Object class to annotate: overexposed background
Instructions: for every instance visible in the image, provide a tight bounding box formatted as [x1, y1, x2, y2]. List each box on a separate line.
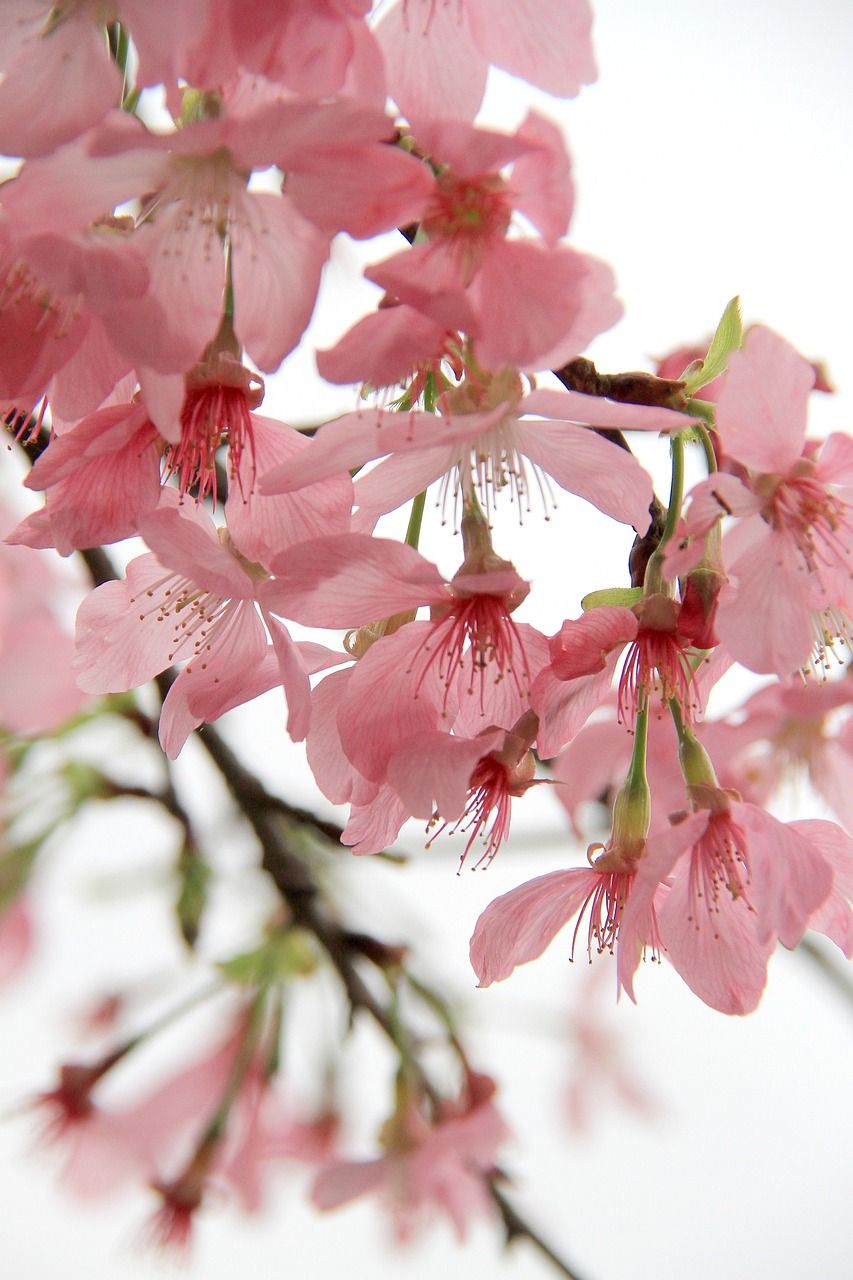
[1, 2, 852, 1278]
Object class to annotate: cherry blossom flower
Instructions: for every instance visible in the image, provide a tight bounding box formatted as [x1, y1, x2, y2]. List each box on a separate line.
[666, 326, 853, 677]
[262, 375, 693, 533]
[470, 816, 707, 994]
[312, 1072, 508, 1242]
[620, 788, 839, 1014]
[73, 491, 339, 754]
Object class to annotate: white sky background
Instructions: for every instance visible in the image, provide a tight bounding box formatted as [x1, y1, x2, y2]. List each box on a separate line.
[2, 2, 853, 1278]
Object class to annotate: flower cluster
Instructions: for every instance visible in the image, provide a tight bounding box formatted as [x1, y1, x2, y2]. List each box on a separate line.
[1, 0, 851, 1261]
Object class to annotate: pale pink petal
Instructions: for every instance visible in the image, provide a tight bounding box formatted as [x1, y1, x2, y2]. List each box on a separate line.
[531, 254, 622, 371]
[375, 0, 487, 121]
[472, 242, 591, 371]
[660, 872, 771, 1015]
[260, 402, 507, 494]
[316, 305, 447, 388]
[615, 812, 712, 1002]
[452, 622, 550, 738]
[531, 659, 620, 760]
[342, 783, 411, 854]
[815, 431, 853, 488]
[514, 417, 653, 532]
[159, 622, 278, 758]
[521, 387, 698, 434]
[466, 0, 596, 98]
[551, 720, 632, 836]
[231, 191, 329, 372]
[20, 404, 160, 555]
[263, 533, 446, 626]
[351, 444, 465, 522]
[789, 819, 853, 957]
[0, 607, 86, 730]
[737, 802, 833, 948]
[136, 367, 185, 443]
[547, 609, 637, 681]
[717, 530, 817, 676]
[139, 497, 255, 601]
[226, 415, 353, 570]
[715, 326, 814, 474]
[0, 13, 120, 158]
[74, 558, 178, 694]
[263, 612, 312, 743]
[508, 111, 574, 246]
[286, 144, 434, 239]
[470, 868, 599, 986]
[306, 667, 361, 804]
[386, 728, 503, 822]
[336, 622, 447, 783]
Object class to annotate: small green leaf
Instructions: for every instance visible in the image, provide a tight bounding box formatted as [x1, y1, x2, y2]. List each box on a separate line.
[218, 930, 318, 987]
[683, 297, 743, 396]
[581, 586, 643, 611]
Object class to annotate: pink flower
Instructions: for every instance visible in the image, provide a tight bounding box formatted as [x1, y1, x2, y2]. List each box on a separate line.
[621, 790, 838, 1014]
[470, 816, 706, 994]
[312, 1073, 508, 1242]
[263, 376, 692, 534]
[73, 491, 332, 755]
[667, 326, 853, 676]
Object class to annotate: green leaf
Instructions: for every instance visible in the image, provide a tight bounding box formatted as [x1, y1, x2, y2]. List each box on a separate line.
[581, 586, 643, 611]
[218, 930, 318, 987]
[683, 297, 743, 396]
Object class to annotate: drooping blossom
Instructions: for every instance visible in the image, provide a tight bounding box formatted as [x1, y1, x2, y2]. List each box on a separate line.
[312, 1072, 508, 1242]
[620, 785, 839, 1014]
[470, 815, 707, 995]
[262, 373, 694, 534]
[72, 490, 341, 755]
[262, 503, 533, 711]
[665, 326, 853, 677]
[530, 593, 713, 760]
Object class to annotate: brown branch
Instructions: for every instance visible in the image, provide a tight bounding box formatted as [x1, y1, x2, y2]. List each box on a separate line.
[73, 451, 595, 1280]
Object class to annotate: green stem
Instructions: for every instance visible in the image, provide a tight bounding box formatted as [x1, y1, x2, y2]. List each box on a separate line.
[694, 419, 718, 474]
[644, 431, 685, 594]
[404, 491, 426, 549]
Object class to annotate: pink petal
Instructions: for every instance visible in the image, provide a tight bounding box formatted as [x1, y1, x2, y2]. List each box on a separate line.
[260, 402, 507, 494]
[660, 871, 771, 1015]
[263, 612, 312, 743]
[336, 622, 447, 783]
[231, 191, 329, 371]
[717, 530, 817, 676]
[547, 608, 637, 681]
[788, 819, 853, 957]
[375, 0, 487, 121]
[159, 609, 273, 758]
[316, 305, 447, 388]
[263, 533, 446, 626]
[508, 111, 574, 246]
[0, 14, 120, 158]
[715, 326, 814, 474]
[466, 0, 596, 98]
[386, 728, 503, 822]
[226, 415, 353, 570]
[737, 802, 833, 948]
[139, 496, 255, 601]
[341, 783, 411, 855]
[470, 867, 600, 986]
